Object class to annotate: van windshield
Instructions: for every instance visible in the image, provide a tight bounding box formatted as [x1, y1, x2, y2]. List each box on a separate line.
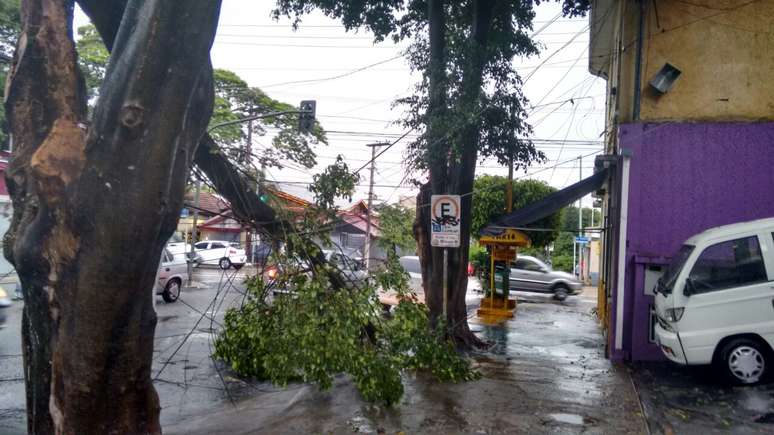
[658, 244, 694, 294]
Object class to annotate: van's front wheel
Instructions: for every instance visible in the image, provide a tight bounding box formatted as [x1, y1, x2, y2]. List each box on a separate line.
[717, 338, 768, 385]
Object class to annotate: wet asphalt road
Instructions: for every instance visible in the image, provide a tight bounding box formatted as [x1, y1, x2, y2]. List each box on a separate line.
[11, 273, 770, 433]
[0, 266, 251, 435]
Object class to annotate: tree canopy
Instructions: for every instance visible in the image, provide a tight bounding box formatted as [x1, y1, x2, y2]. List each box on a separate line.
[471, 175, 561, 247]
[375, 203, 417, 254]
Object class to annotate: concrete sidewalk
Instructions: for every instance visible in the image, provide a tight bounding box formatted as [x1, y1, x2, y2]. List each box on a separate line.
[162, 291, 646, 434]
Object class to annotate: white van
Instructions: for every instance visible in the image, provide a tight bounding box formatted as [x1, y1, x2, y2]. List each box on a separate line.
[654, 217, 774, 385]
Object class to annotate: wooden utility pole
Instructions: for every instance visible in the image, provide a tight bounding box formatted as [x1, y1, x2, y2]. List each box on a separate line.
[365, 142, 386, 270]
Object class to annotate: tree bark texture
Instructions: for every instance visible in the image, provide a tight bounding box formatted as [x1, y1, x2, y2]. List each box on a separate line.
[3, 1, 221, 433]
[417, 0, 496, 348]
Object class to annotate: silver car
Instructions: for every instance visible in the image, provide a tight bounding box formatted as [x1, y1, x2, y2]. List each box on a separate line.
[324, 250, 368, 288]
[508, 255, 583, 301]
[155, 248, 189, 303]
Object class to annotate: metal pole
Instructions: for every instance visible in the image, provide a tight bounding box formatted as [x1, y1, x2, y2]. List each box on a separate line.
[187, 178, 201, 285]
[490, 253, 495, 309]
[443, 248, 448, 319]
[364, 142, 386, 270]
[245, 119, 253, 263]
[506, 153, 513, 213]
[578, 155, 582, 277]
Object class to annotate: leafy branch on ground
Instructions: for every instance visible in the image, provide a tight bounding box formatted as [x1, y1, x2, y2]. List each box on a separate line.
[214, 251, 478, 405]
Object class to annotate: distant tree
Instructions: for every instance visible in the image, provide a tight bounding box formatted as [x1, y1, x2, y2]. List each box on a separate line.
[72, 24, 325, 173]
[470, 175, 561, 247]
[550, 206, 601, 271]
[75, 24, 109, 100]
[0, 0, 20, 149]
[376, 203, 417, 254]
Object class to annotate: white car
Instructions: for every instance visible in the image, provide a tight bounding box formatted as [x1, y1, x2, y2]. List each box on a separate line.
[166, 235, 191, 257]
[654, 217, 774, 385]
[192, 240, 246, 270]
[155, 248, 189, 303]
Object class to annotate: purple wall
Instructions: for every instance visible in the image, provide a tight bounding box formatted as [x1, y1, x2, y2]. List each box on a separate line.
[612, 122, 774, 361]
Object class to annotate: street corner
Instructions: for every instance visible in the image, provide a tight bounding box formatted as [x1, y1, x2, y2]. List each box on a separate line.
[629, 361, 774, 434]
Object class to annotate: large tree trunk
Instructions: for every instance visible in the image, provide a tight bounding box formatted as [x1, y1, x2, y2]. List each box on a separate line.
[417, 0, 448, 332]
[4, 1, 221, 432]
[417, 0, 496, 348]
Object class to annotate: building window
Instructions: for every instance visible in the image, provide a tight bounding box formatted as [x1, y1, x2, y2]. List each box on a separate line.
[688, 236, 767, 293]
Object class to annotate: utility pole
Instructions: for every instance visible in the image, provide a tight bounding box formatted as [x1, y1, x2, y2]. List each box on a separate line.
[187, 178, 201, 285]
[364, 142, 387, 270]
[244, 119, 253, 263]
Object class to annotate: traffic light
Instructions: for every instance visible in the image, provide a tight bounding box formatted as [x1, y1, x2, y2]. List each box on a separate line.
[298, 100, 316, 134]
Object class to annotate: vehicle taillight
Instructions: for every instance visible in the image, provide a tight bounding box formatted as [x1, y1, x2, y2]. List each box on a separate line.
[228, 249, 236, 255]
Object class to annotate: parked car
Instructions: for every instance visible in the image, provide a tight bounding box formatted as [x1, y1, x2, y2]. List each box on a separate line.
[0, 285, 11, 329]
[507, 255, 583, 301]
[192, 240, 246, 269]
[380, 255, 425, 306]
[399, 255, 424, 293]
[155, 248, 189, 303]
[654, 217, 774, 385]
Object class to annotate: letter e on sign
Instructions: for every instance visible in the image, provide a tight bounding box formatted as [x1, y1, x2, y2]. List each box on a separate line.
[430, 195, 461, 247]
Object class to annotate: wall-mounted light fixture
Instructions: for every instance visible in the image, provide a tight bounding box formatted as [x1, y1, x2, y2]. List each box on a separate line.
[648, 63, 681, 94]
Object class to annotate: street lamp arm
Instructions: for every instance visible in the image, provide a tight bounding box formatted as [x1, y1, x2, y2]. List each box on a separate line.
[207, 110, 308, 133]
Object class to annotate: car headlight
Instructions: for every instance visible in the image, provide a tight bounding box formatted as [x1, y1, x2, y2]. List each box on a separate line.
[0, 287, 7, 299]
[665, 307, 685, 323]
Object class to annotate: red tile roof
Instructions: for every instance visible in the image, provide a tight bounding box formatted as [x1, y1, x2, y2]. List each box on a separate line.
[184, 191, 230, 216]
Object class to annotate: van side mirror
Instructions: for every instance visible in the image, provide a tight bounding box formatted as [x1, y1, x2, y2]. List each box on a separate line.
[684, 278, 696, 296]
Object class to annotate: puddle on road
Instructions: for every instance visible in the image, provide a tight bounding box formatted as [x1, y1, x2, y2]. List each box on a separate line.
[548, 413, 585, 425]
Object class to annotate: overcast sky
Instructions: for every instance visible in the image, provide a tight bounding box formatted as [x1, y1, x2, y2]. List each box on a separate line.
[75, 1, 605, 209]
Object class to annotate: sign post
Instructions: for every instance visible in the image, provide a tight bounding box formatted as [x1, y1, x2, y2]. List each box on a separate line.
[431, 195, 462, 319]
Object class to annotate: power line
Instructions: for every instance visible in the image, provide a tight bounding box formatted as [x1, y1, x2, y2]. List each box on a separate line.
[213, 39, 587, 49]
[257, 55, 403, 89]
[216, 19, 585, 29]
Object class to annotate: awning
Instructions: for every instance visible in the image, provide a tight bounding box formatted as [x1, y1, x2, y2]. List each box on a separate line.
[480, 167, 611, 236]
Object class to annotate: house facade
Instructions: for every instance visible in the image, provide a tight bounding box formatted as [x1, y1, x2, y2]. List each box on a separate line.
[262, 184, 385, 265]
[589, 0, 774, 361]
